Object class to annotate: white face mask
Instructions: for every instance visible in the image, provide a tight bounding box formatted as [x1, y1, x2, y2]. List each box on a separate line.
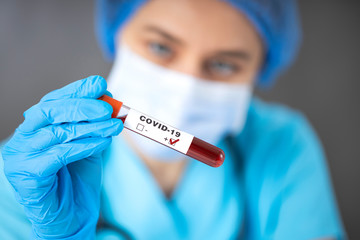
[107, 45, 252, 161]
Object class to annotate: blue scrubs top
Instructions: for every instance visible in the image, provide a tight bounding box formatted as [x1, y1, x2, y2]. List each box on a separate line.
[0, 98, 345, 239]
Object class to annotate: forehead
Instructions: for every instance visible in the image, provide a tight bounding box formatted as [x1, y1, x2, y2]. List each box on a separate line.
[125, 0, 262, 52]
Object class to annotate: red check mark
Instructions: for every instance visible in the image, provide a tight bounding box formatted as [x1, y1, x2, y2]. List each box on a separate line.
[169, 139, 179, 145]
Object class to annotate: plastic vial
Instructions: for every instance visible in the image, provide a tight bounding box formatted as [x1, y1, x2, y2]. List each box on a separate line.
[99, 95, 225, 167]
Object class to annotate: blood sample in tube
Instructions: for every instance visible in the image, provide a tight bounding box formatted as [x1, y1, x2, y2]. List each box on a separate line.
[99, 95, 225, 167]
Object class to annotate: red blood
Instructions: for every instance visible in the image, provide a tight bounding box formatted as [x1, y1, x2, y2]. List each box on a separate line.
[186, 137, 225, 168]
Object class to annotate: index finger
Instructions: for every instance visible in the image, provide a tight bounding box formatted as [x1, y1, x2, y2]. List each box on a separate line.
[40, 75, 107, 102]
[18, 98, 113, 132]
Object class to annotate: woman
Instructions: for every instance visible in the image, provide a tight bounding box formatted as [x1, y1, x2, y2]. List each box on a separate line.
[0, 0, 345, 239]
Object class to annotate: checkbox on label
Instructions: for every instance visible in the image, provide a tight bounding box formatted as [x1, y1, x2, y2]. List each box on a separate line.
[136, 123, 144, 131]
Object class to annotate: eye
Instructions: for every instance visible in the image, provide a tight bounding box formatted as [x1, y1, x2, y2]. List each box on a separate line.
[205, 59, 239, 77]
[148, 42, 173, 59]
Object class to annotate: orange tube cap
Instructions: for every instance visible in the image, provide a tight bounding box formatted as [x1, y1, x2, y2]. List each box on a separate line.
[98, 95, 123, 118]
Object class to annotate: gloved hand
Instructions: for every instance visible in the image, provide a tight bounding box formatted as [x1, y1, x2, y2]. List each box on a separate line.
[1, 76, 123, 239]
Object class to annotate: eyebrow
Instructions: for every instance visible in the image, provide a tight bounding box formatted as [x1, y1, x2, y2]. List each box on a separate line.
[143, 25, 183, 45]
[216, 50, 251, 61]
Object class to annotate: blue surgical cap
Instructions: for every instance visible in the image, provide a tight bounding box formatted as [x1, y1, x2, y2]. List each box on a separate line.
[95, 0, 302, 86]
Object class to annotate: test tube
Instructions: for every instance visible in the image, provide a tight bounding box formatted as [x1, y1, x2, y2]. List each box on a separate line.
[99, 95, 225, 167]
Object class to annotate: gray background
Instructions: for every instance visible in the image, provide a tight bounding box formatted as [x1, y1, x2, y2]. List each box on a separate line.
[0, 0, 359, 238]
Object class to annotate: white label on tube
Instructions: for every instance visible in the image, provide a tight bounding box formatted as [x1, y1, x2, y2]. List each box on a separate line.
[123, 109, 194, 154]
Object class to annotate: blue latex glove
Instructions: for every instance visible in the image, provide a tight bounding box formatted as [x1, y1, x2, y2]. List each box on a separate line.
[2, 76, 123, 239]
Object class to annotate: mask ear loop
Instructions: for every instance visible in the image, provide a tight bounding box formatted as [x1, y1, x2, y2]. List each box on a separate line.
[224, 134, 247, 239]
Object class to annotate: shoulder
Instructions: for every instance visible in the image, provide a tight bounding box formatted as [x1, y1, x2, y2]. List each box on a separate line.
[236, 99, 345, 239]
[240, 97, 323, 164]
[245, 97, 315, 143]
[236, 97, 329, 197]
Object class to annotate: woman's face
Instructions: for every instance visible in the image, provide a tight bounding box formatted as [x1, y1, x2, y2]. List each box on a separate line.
[120, 0, 263, 84]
